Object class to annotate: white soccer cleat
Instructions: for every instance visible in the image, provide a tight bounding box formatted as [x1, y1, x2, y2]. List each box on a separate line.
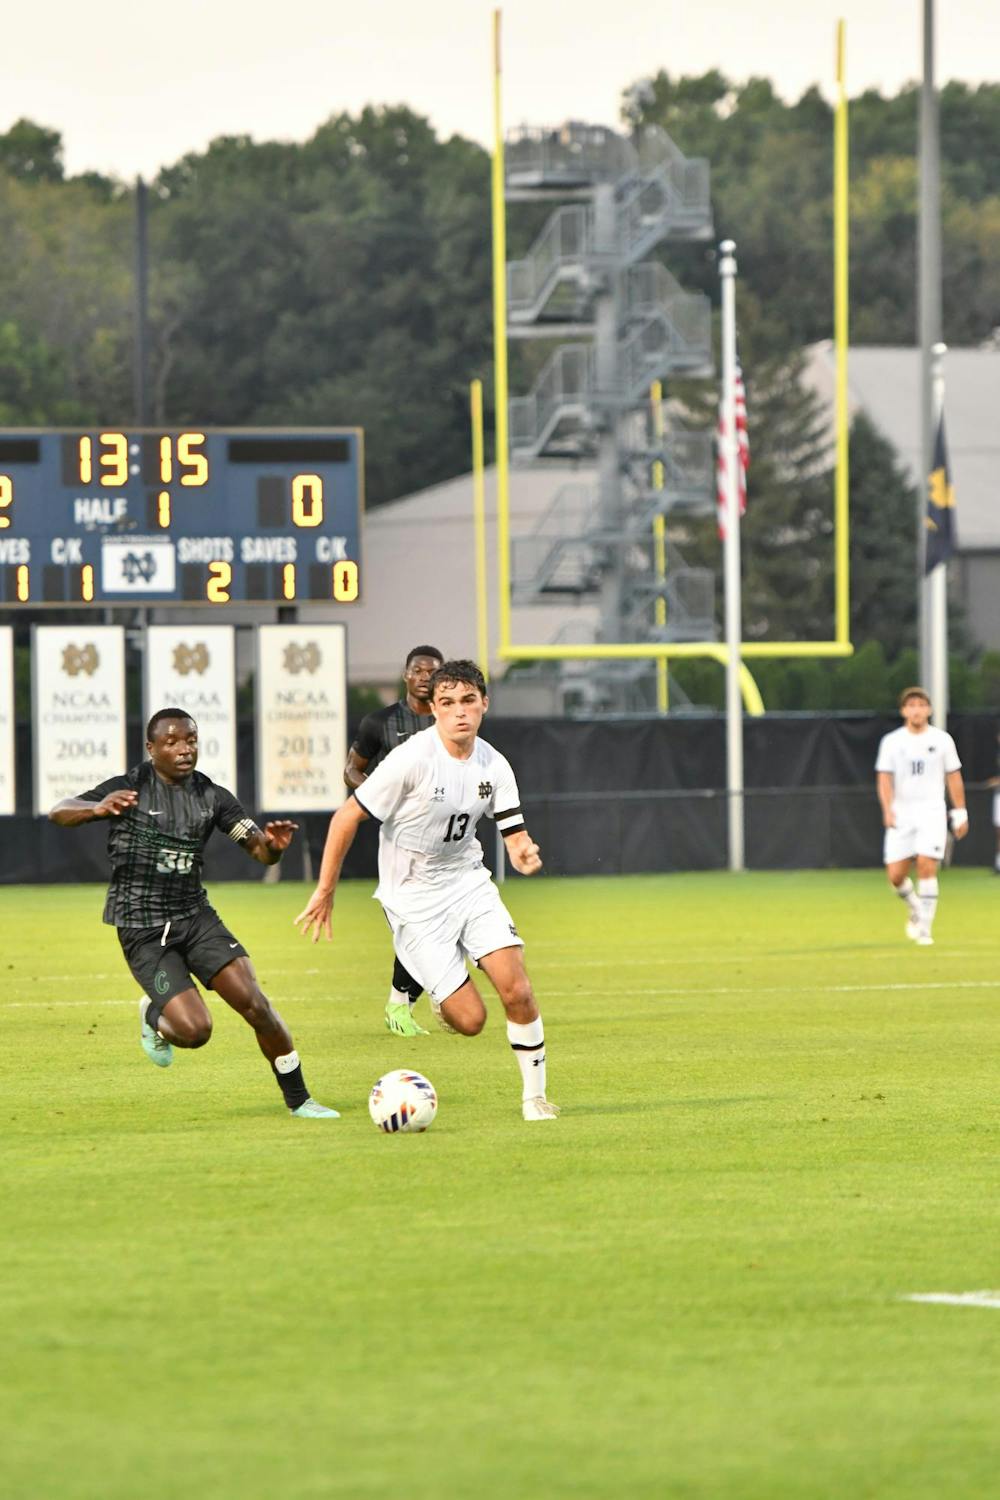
[916, 933, 934, 947]
[522, 1096, 560, 1121]
[905, 917, 921, 941]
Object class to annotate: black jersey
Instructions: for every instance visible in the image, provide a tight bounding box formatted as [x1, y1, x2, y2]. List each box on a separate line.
[79, 761, 257, 928]
[352, 700, 436, 776]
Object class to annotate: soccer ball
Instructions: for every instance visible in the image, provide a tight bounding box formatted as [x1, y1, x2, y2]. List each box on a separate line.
[368, 1069, 438, 1133]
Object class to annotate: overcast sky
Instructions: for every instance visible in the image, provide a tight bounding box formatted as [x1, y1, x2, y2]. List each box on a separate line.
[3, 0, 996, 180]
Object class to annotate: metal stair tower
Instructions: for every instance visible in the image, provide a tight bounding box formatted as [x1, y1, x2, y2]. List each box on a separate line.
[505, 121, 717, 713]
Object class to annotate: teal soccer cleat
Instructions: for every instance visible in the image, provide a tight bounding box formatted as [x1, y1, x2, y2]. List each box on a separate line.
[291, 1098, 341, 1119]
[139, 998, 173, 1068]
[384, 1001, 429, 1036]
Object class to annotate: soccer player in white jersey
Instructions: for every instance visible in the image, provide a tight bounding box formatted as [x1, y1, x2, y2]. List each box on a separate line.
[294, 660, 559, 1120]
[875, 686, 968, 945]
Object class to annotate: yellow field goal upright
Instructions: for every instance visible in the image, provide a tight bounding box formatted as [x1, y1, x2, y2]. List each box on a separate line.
[488, 10, 853, 706]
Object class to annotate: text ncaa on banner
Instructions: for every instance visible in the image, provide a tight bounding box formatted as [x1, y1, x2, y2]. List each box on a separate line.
[144, 626, 237, 792]
[33, 626, 126, 815]
[0, 627, 14, 815]
[256, 625, 347, 812]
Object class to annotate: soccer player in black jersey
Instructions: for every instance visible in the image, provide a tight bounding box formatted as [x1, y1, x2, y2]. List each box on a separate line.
[344, 644, 443, 1037]
[49, 708, 337, 1119]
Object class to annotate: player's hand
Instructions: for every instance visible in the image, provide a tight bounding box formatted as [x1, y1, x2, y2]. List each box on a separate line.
[95, 789, 138, 818]
[293, 888, 333, 943]
[949, 808, 969, 840]
[509, 839, 543, 876]
[883, 810, 896, 828]
[263, 819, 298, 852]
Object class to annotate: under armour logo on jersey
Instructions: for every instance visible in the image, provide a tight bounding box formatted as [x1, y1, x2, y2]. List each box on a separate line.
[509, 923, 518, 937]
[928, 746, 937, 753]
[478, 781, 493, 798]
[431, 786, 446, 802]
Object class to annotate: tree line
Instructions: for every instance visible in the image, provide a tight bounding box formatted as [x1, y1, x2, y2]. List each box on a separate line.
[3, 76, 1000, 674]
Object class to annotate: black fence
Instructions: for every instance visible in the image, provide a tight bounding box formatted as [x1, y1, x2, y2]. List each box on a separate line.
[3, 712, 998, 884]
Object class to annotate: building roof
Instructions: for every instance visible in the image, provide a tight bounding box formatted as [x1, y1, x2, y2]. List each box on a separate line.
[803, 342, 1000, 552]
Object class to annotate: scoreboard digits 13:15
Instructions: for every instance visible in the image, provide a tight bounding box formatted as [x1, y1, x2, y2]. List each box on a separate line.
[0, 427, 363, 606]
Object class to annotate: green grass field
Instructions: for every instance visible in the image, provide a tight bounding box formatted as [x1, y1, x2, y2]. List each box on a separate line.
[2, 870, 999, 1499]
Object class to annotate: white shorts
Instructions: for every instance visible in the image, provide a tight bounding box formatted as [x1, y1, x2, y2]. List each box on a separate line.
[993, 790, 1000, 827]
[883, 807, 947, 864]
[386, 881, 524, 1005]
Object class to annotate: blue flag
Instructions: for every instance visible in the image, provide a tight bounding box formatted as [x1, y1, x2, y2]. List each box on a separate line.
[924, 413, 956, 575]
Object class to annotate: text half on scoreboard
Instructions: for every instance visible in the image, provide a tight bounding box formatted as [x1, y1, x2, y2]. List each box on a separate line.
[0, 428, 363, 606]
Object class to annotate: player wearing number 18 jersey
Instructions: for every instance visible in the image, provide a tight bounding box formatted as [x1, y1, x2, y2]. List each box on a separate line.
[875, 686, 968, 945]
[296, 660, 559, 1120]
[49, 709, 337, 1118]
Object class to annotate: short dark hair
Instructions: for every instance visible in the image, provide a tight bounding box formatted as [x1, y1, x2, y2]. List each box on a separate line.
[898, 686, 931, 709]
[429, 659, 487, 700]
[405, 644, 444, 668]
[146, 707, 196, 741]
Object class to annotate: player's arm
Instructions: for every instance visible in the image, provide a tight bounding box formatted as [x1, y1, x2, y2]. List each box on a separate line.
[294, 797, 370, 942]
[343, 746, 371, 790]
[946, 769, 969, 839]
[876, 771, 896, 828]
[49, 783, 136, 825]
[503, 828, 543, 876]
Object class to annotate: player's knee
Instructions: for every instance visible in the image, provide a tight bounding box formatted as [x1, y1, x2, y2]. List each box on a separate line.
[176, 1012, 213, 1047]
[458, 1010, 486, 1036]
[502, 976, 535, 1014]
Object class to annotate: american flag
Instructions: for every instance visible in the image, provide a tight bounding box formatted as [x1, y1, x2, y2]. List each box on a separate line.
[716, 362, 749, 539]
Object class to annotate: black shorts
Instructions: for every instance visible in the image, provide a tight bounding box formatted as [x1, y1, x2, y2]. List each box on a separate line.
[118, 907, 248, 1006]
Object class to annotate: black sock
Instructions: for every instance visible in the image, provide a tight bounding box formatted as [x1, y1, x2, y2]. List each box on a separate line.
[392, 956, 424, 1003]
[272, 1051, 310, 1111]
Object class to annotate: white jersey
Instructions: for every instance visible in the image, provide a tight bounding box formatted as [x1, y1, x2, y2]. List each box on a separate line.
[355, 726, 525, 921]
[875, 725, 961, 811]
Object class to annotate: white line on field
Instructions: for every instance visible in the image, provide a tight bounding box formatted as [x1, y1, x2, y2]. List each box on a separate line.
[904, 1292, 1000, 1309]
[3, 978, 999, 1010]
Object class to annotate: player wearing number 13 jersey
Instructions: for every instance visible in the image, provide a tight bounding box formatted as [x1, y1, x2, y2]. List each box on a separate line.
[875, 686, 968, 946]
[296, 660, 559, 1121]
[49, 708, 337, 1119]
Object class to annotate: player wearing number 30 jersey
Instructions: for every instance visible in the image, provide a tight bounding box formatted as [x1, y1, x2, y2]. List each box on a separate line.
[49, 708, 338, 1119]
[874, 686, 967, 946]
[296, 659, 559, 1121]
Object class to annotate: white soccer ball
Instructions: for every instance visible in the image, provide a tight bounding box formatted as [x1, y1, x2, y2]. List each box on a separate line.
[368, 1069, 438, 1133]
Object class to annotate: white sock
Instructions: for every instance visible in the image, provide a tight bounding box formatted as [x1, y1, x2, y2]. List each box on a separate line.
[995, 851, 1000, 872]
[388, 986, 415, 1009]
[917, 877, 939, 935]
[895, 877, 921, 919]
[507, 1017, 546, 1101]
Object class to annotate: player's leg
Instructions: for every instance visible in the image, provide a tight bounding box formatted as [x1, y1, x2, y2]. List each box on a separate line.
[477, 945, 558, 1120]
[385, 953, 429, 1037]
[186, 909, 337, 1117]
[885, 856, 921, 938]
[118, 927, 209, 1067]
[208, 956, 337, 1118]
[913, 854, 940, 944]
[993, 792, 1000, 873]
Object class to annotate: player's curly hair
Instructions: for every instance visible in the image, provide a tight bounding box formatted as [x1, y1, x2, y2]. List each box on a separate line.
[429, 659, 487, 699]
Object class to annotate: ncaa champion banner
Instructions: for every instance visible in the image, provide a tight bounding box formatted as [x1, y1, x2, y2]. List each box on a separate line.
[256, 624, 347, 812]
[144, 626, 236, 791]
[0, 626, 14, 815]
[32, 626, 126, 815]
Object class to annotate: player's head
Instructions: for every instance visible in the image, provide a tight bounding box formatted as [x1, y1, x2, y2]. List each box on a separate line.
[898, 686, 931, 727]
[146, 708, 199, 781]
[429, 659, 488, 738]
[403, 644, 444, 702]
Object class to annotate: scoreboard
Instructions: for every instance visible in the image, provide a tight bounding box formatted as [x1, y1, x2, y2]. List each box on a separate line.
[0, 428, 363, 606]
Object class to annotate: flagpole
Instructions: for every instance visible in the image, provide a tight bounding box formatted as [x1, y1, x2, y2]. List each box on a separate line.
[720, 239, 745, 873]
[928, 340, 948, 726]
